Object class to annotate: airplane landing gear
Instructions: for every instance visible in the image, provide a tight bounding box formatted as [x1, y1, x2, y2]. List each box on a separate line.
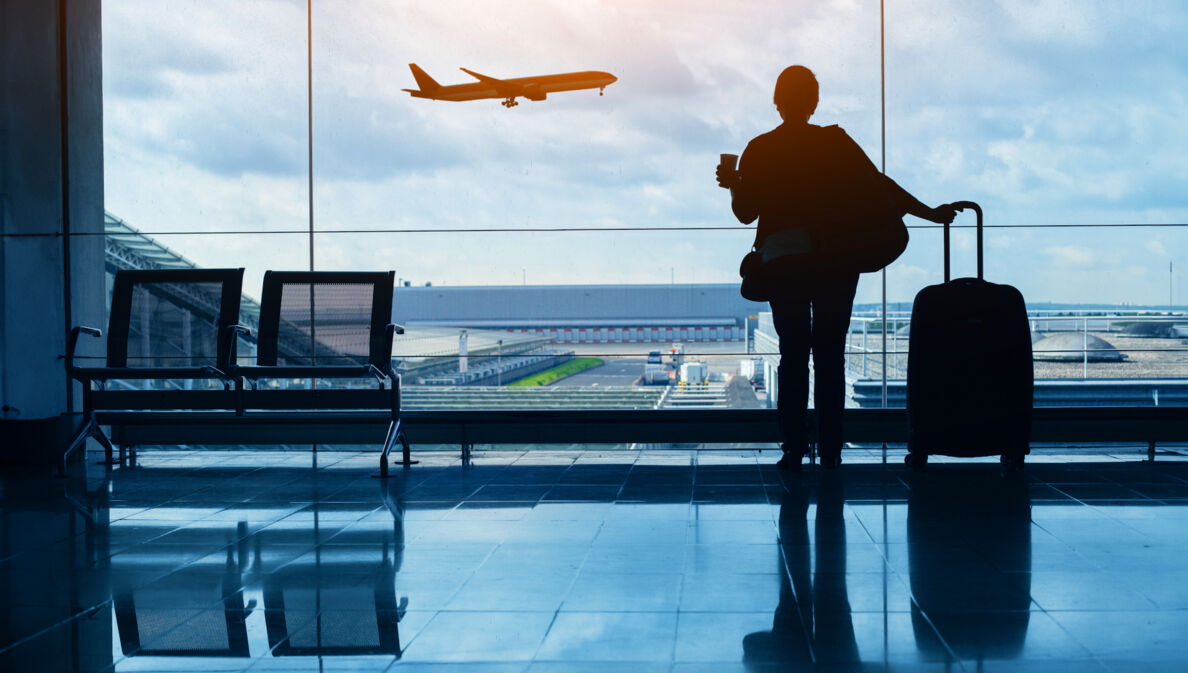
[599, 87, 605, 96]
[501, 97, 519, 108]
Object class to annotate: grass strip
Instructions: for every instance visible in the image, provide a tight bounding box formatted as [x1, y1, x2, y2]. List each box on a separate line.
[507, 357, 605, 387]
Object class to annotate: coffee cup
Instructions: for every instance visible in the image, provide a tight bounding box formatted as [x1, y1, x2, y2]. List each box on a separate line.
[719, 153, 738, 171]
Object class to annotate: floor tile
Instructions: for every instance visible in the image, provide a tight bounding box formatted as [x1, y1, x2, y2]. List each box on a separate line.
[561, 572, 682, 612]
[5, 449, 1188, 673]
[535, 612, 678, 662]
[400, 611, 554, 662]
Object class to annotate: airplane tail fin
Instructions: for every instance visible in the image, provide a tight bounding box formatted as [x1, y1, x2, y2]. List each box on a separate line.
[408, 63, 440, 91]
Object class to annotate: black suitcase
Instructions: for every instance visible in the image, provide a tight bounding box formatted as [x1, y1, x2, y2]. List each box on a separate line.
[905, 201, 1033, 470]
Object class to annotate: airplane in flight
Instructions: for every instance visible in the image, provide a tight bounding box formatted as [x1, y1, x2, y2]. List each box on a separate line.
[403, 64, 617, 108]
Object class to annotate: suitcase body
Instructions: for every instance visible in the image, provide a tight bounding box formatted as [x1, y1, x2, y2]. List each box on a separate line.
[905, 202, 1033, 468]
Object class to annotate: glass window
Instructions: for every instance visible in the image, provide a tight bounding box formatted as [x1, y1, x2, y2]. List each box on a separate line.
[100, 1, 1186, 411]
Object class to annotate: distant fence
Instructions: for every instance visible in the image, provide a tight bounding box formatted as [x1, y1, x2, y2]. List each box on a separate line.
[851, 379, 1188, 409]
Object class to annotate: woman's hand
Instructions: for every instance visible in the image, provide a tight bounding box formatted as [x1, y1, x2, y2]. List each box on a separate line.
[928, 203, 958, 224]
[716, 165, 740, 189]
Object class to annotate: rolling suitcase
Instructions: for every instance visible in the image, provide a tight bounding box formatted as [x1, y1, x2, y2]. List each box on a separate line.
[905, 201, 1033, 470]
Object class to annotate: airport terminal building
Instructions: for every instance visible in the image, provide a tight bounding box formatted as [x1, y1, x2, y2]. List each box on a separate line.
[393, 283, 767, 343]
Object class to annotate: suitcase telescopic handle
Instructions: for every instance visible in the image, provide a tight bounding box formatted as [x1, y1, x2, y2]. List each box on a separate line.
[944, 201, 983, 282]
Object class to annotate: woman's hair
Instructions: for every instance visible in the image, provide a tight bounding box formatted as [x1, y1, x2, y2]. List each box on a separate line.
[773, 65, 819, 119]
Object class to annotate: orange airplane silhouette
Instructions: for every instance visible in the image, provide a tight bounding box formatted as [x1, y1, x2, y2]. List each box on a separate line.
[403, 64, 617, 108]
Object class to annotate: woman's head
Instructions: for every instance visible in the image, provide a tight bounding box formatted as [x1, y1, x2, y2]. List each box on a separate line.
[773, 65, 818, 122]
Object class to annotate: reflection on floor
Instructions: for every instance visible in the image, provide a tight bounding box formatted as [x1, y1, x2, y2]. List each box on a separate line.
[3, 448, 1188, 672]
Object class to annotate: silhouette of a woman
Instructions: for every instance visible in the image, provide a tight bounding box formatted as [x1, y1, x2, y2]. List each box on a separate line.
[718, 65, 955, 470]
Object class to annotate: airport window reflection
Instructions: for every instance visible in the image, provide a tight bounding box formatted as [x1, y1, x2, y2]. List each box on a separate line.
[100, 0, 1186, 420]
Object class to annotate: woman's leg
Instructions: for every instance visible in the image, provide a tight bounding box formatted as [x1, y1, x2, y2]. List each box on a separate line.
[810, 273, 860, 464]
[769, 290, 812, 459]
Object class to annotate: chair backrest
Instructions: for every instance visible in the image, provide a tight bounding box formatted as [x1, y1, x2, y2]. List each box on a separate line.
[256, 271, 395, 369]
[106, 269, 244, 369]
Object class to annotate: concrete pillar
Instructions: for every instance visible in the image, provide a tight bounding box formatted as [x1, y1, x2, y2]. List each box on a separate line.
[0, 0, 105, 459]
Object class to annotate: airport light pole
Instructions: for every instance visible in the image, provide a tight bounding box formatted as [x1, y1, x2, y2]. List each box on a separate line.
[497, 339, 503, 386]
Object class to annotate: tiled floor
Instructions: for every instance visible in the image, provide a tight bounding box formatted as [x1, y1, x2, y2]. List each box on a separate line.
[4, 448, 1188, 672]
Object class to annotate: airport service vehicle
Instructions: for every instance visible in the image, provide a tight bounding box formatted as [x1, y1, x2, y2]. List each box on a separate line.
[404, 64, 617, 108]
[647, 351, 663, 365]
[679, 362, 709, 386]
[669, 344, 685, 370]
[739, 358, 764, 382]
[642, 364, 670, 385]
[905, 202, 1033, 471]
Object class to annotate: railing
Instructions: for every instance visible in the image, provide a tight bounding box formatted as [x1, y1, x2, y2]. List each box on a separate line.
[844, 317, 908, 380]
[842, 309, 1188, 384]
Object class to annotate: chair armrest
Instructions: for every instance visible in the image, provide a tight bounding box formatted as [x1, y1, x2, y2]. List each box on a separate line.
[366, 364, 391, 383]
[201, 365, 234, 384]
[67, 326, 103, 374]
[222, 324, 253, 368]
[379, 325, 404, 382]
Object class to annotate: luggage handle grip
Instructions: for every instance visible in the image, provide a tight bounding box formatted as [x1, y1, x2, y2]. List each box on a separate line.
[944, 201, 982, 282]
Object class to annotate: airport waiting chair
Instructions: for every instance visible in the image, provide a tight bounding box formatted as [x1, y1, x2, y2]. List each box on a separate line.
[232, 270, 414, 473]
[65, 268, 245, 470]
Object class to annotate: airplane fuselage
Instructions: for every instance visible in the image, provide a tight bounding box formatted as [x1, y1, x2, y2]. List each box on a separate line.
[405, 68, 617, 106]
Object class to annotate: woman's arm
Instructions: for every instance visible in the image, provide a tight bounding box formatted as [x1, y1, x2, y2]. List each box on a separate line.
[892, 179, 957, 224]
[730, 182, 759, 225]
[834, 128, 957, 225]
[717, 144, 759, 224]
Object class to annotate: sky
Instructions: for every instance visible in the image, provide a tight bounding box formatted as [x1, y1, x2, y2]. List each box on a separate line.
[101, 0, 1188, 306]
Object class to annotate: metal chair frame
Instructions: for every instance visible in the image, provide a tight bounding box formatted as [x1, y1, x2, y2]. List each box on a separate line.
[229, 271, 414, 475]
[64, 268, 245, 472]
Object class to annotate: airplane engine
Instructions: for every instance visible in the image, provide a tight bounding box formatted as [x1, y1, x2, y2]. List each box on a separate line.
[523, 86, 547, 102]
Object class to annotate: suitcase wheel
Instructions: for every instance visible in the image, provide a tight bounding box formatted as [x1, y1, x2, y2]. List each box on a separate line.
[1000, 454, 1025, 473]
[905, 453, 927, 471]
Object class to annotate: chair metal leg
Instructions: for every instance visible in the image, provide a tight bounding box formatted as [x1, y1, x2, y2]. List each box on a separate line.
[61, 416, 118, 476]
[397, 423, 417, 466]
[374, 421, 398, 479]
[61, 418, 93, 477]
[375, 419, 416, 478]
[94, 426, 118, 466]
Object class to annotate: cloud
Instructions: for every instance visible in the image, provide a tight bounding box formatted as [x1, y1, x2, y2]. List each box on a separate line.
[1045, 245, 1095, 266]
[102, 3, 236, 99]
[1145, 240, 1168, 256]
[987, 234, 1016, 250]
[100, 1, 1188, 306]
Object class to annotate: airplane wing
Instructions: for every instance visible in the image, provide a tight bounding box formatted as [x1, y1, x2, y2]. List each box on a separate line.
[459, 68, 505, 84]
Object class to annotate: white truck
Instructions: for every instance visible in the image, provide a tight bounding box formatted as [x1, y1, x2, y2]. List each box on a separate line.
[679, 362, 708, 386]
[739, 358, 764, 383]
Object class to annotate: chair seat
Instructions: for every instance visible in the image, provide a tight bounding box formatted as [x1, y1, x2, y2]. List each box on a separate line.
[91, 388, 238, 411]
[238, 387, 395, 413]
[73, 366, 228, 381]
[235, 365, 380, 380]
